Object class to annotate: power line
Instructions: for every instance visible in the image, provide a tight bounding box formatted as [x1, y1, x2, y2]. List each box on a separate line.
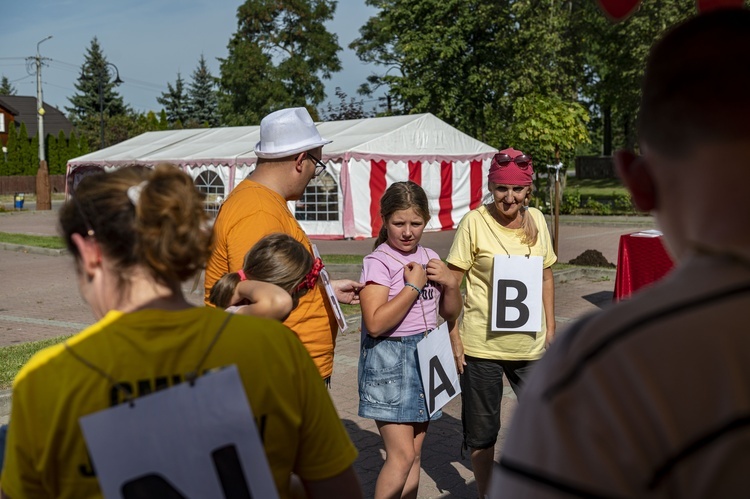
[8, 74, 34, 84]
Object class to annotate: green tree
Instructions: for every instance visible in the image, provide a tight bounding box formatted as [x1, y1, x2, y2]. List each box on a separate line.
[65, 130, 78, 166]
[71, 134, 91, 159]
[321, 87, 371, 121]
[0, 76, 16, 95]
[66, 37, 128, 148]
[158, 72, 190, 125]
[27, 135, 39, 175]
[187, 55, 219, 127]
[218, 0, 342, 125]
[502, 94, 590, 169]
[580, 1, 693, 153]
[145, 110, 160, 131]
[351, 0, 590, 159]
[351, 0, 509, 142]
[47, 133, 59, 175]
[16, 123, 33, 175]
[50, 130, 69, 175]
[5, 122, 21, 175]
[158, 110, 170, 130]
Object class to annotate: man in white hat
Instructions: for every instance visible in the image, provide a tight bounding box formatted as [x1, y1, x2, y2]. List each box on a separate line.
[205, 107, 362, 382]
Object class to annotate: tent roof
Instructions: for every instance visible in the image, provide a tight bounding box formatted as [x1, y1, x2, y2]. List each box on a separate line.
[67, 113, 498, 169]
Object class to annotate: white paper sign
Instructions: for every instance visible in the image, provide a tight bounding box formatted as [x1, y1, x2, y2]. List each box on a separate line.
[312, 244, 348, 332]
[491, 255, 543, 332]
[416, 322, 461, 417]
[80, 365, 278, 499]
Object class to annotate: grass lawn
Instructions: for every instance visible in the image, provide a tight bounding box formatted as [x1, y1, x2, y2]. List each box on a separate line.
[0, 232, 65, 249]
[565, 177, 628, 197]
[0, 336, 71, 389]
[320, 254, 363, 264]
[0, 193, 66, 203]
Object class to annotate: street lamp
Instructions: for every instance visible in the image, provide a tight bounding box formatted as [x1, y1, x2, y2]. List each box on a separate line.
[382, 66, 402, 114]
[97, 62, 123, 149]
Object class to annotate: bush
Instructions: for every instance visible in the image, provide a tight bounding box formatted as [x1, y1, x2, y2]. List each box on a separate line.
[582, 197, 612, 215]
[613, 191, 636, 213]
[561, 189, 581, 214]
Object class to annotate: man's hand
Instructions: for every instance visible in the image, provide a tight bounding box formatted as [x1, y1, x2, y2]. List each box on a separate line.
[332, 279, 363, 305]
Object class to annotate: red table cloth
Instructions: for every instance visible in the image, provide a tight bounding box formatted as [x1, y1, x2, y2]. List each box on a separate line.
[613, 232, 675, 301]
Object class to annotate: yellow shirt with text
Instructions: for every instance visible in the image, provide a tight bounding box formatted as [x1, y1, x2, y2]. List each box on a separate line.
[1, 307, 357, 499]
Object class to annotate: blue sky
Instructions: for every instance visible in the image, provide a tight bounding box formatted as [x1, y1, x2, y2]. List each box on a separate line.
[0, 0, 382, 116]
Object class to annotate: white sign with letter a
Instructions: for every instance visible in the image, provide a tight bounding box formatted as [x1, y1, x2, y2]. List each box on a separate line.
[491, 255, 543, 332]
[79, 365, 278, 499]
[416, 322, 461, 417]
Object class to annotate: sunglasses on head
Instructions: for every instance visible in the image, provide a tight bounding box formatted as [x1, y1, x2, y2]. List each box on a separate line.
[493, 153, 532, 169]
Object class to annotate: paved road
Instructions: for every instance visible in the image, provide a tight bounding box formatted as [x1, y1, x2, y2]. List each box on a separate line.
[0, 208, 639, 497]
[0, 208, 655, 264]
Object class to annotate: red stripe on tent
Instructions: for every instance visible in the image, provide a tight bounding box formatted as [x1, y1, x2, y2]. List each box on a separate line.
[470, 159, 483, 209]
[439, 161, 454, 230]
[408, 161, 422, 185]
[370, 160, 388, 238]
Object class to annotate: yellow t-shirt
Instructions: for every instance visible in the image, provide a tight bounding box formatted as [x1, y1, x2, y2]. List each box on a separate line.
[204, 179, 338, 378]
[1, 307, 357, 499]
[446, 206, 557, 360]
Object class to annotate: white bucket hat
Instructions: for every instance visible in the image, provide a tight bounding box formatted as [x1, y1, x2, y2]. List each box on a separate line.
[254, 107, 332, 159]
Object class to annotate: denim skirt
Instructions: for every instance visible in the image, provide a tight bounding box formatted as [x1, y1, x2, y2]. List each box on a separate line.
[358, 332, 442, 423]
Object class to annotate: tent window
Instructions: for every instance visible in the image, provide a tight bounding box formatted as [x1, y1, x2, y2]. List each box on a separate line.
[194, 170, 225, 218]
[295, 170, 339, 222]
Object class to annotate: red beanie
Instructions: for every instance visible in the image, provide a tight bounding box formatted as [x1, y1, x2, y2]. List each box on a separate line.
[488, 148, 534, 186]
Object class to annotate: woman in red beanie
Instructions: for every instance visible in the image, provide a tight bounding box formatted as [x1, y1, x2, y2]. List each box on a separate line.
[445, 148, 557, 498]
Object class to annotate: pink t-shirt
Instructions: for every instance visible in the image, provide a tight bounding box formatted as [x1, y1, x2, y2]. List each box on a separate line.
[360, 243, 442, 338]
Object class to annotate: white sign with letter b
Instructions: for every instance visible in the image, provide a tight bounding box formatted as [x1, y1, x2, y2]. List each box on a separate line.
[491, 255, 543, 332]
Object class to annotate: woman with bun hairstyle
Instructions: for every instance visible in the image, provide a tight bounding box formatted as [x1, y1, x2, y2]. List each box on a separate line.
[0, 164, 361, 499]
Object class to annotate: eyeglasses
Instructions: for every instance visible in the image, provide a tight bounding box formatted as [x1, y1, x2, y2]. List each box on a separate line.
[493, 153, 532, 169]
[307, 153, 327, 177]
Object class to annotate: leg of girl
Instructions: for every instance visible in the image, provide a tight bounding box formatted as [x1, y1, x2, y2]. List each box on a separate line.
[375, 421, 429, 499]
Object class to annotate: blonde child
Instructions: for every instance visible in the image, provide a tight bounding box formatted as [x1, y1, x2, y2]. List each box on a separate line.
[358, 181, 463, 499]
[208, 233, 322, 321]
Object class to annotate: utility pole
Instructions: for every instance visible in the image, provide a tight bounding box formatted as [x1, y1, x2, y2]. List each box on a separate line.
[35, 35, 53, 211]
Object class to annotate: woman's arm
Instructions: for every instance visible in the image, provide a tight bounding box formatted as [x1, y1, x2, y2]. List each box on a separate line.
[231, 280, 294, 321]
[542, 267, 555, 348]
[427, 259, 463, 322]
[447, 264, 467, 374]
[360, 262, 427, 336]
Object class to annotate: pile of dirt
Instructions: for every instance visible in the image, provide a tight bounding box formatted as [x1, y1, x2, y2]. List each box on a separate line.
[568, 249, 615, 268]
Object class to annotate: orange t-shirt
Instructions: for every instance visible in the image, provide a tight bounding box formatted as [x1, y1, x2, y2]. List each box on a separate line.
[205, 179, 337, 378]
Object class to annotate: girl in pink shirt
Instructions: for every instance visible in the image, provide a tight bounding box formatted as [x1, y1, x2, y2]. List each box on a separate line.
[358, 181, 462, 499]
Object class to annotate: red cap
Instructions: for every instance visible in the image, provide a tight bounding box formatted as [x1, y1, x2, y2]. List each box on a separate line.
[488, 148, 534, 186]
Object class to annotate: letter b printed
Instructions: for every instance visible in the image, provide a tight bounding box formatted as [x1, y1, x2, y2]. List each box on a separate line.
[495, 279, 529, 329]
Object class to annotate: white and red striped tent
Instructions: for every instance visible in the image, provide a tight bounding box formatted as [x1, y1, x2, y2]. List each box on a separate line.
[66, 113, 498, 239]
